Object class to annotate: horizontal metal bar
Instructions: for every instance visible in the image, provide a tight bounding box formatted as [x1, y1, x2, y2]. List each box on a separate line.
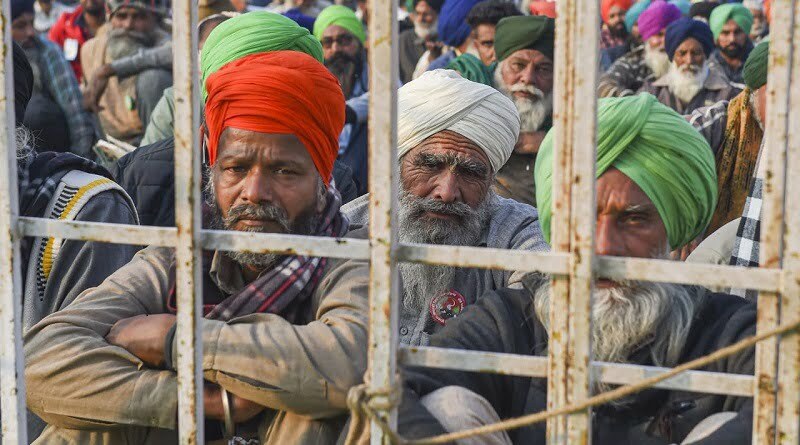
[396, 243, 571, 275]
[18, 217, 177, 246]
[399, 346, 754, 397]
[200, 229, 371, 260]
[596, 256, 782, 293]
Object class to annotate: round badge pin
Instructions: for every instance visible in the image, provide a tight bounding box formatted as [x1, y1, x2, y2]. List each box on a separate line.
[429, 290, 467, 325]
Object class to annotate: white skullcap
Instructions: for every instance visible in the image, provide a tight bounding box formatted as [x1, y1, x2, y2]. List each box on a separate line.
[397, 69, 521, 173]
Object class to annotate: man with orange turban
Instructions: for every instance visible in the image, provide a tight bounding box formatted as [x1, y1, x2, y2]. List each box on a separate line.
[25, 50, 371, 445]
[601, 0, 634, 50]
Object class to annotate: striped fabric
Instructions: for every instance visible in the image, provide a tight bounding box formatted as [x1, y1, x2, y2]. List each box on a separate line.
[598, 45, 655, 97]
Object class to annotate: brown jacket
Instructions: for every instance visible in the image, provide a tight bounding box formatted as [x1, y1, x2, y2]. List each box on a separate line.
[24, 246, 370, 444]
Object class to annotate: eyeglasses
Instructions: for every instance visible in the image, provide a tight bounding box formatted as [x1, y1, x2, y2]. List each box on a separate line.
[321, 34, 355, 49]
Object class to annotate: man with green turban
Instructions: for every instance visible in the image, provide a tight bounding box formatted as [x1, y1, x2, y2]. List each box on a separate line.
[687, 39, 769, 299]
[314, 4, 371, 195]
[391, 92, 756, 445]
[491, 15, 555, 207]
[708, 3, 754, 87]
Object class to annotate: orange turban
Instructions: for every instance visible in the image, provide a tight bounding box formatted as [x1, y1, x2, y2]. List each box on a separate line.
[601, 0, 634, 24]
[204, 51, 345, 184]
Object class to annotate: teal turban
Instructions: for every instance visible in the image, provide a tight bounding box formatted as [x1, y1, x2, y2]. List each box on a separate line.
[624, 0, 650, 32]
[534, 94, 717, 250]
[201, 11, 323, 100]
[709, 3, 754, 40]
[743, 38, 769, 90]
[313, 5, 366, 45]
[446, 53, 495, 86]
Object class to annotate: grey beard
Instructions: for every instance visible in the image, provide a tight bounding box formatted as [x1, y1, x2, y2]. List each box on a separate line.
[494, 62, 553, 132]
[533, 278, 698, 396]
[397, 189, 494, 311]
[106, 28, 156, 60]
[666, 61, 709, 104]
[644, 45, 670, 79]
[15, 126, 34, 167]
[414, 19, 437, 39]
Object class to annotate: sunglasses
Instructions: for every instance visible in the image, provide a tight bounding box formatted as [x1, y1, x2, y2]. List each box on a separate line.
[321, 34, 355, 49]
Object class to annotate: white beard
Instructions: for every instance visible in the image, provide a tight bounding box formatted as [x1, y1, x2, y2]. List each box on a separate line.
[666, 60, 709, 104]
[494, 62, 553, 132]
[644, 44, 670, 79]
[533, 278, 698, 394]
[414, 19, 436, 39]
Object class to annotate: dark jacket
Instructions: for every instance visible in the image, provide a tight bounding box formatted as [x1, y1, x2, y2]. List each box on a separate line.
[114, 138, 360, 227]
[398, 275, 756, 445]
[398, 28, 425, 84]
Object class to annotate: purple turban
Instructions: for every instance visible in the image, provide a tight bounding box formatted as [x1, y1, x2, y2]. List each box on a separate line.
[664, 17, 715, 60]
[638, 0, 682, 41]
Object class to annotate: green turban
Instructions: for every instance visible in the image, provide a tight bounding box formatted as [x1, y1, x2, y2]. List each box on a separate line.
[535, 94, 717, 250]
[743, 38, 770, 90]
[200, 11, 323, 100]
[313, 5, 366, 45]
[709, 3, 753, 40]
[494, 15, 555, 62]
[446, 53, 495, 86]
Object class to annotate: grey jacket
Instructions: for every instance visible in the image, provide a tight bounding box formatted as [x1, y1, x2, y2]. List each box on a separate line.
[25, 246, 370, 444]
[343, 194, 549, 345]
[398, 275, 757, 445]
[640, 68, 738, 115]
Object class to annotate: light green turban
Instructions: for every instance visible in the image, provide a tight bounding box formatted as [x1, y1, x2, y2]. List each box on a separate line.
[313, 5, 366, 45]
[534, 94, 717, 250]
[709, 3, 754, 40]
[200, 11, 323, 100]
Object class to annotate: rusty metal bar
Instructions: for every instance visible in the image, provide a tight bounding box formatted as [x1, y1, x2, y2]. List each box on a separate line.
[398, 347, 754, 397]
[752, 1, 795, 443]
[776, 3, 800, 443]
[366, 0, 399, 441]
[0, 0, 27, 440]
[171, 0, 204, 441]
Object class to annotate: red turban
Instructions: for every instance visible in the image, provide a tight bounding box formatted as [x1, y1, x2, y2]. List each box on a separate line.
[529, 1, 556, 18]
[601, 0, 634, 24]
[204, 51, 345, 184]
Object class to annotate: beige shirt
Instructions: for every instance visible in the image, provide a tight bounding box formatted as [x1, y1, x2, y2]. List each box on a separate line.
[25, 245, 370, 444]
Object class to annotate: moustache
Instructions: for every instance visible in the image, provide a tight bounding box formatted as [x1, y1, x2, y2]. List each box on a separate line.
[510, 83, 546, 100]
[409, 195, 474, 221]
[224, 203, 291, 233]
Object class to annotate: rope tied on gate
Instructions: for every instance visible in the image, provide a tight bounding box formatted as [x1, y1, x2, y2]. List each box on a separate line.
[346, 318, 800, 445]
[345, 374, 405, 444]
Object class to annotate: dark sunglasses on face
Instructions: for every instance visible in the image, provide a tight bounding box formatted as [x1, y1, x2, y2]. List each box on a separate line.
[321, 34, 355, 48]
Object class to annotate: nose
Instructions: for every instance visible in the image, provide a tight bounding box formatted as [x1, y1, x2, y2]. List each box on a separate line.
[518, 62, 535, 85]
[595, 216, 626, 257]
[431, 171, 461, 204]
[239, 171, 273, 206]
[119, 16, 134, 30]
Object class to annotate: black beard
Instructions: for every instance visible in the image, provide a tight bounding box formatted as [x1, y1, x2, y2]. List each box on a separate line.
[608, 22, 628, 39]
[720, 42, 745, 59]
[325, 52, 362, 98]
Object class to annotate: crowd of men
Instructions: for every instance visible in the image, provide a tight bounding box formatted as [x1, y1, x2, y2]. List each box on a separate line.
[4, 0, 776, 443]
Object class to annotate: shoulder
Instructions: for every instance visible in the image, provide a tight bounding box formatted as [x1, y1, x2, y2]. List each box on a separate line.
[688, 99, 729, 131]
[342, 193, 370, 230]
[115, 137, 175, 174]
[692, 291, 756, 345]
[486, 196, 548, 249]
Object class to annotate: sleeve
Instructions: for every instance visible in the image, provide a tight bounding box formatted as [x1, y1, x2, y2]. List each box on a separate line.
[502, 207, 550, 286]
[140, 87, 175, 146]
[345, 91, 369, 124]
[186, 259, 371, 419]
[688, 101, 728, 156]
[397, 290, 528, 438]
[110, 41, 173, 79]
[598, 55, 638, 98]
[24, 246, 178, 431]
[42, 40, 96, 157]
[31, 190, 140, 329]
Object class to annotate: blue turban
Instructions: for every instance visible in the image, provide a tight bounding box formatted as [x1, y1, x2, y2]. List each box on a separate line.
[665, 17, 715, 61]
[625, 0, 650, 32]
[438, 0, 485, 47]
[11, 0, 34, 21]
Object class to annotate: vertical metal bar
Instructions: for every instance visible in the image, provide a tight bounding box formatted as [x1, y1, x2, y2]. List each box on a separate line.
[753, 1, 794, 443]
[366, 0, 399, 442]
[547, 0, 598, 443]
[776, 3, 800, 443]
[0, 3, 27, 442]
[172, 0, 203, 442]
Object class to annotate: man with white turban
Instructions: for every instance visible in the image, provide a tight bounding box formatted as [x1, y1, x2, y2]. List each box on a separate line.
[343, 69, 548, 346]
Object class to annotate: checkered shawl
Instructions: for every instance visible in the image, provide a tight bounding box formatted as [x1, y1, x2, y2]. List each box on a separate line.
[729, 164, 763, 299]
[204, 185, 349, 323]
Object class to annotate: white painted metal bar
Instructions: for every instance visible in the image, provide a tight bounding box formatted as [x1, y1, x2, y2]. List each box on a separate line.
[753, 1, 794, 443]
[398, 347, 754, 397]
[18, 217, 177, 246]
[202, 229, 371, 260]
[0, 2, 27, 440]
[396, 243, 570, 275]
[171, 0, 203, 441]
[366, 0, 399, 441]
[776, 3, 800, 443]
[547, 0, 599, 443]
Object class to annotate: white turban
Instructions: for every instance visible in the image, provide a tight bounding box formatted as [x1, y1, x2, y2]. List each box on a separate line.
[397, 69, 521, 173]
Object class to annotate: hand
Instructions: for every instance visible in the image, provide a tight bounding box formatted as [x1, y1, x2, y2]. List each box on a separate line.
[671, 236, 702, 261]
[106, 314, 176, 368]
[204, 383, 265, 423]
[83, 64, 115, 112]
[514, 131, 547, 154]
